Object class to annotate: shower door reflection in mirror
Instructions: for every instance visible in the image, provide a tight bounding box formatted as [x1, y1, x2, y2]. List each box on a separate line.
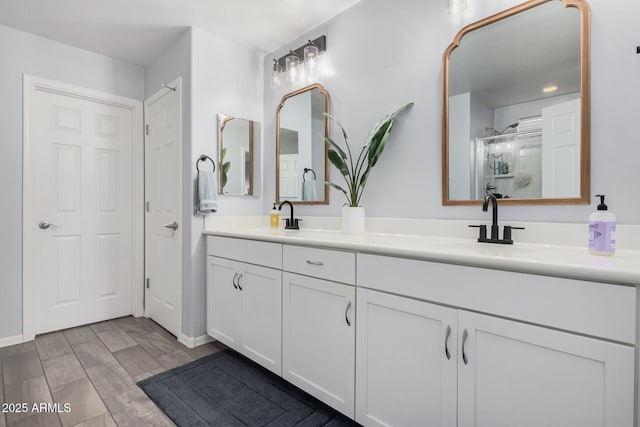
[443, 0, 591, 205]
[276, 83, 330, 204]
[218, 114, 260, 196]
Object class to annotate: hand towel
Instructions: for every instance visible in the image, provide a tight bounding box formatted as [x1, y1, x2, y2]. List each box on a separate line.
[302, 179, 317, 201]
[196, 170, 218, 214]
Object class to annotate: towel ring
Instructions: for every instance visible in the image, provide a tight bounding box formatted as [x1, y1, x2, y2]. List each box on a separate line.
[196, 155, 216, 173]
[303, 168, 316, 181]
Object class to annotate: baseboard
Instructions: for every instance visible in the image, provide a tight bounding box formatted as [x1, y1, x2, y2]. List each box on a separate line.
[179, 333, 214, 349]
[0, 334, 24, 348]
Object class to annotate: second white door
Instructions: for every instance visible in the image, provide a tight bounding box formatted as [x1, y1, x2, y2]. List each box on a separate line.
[145, 80, 182, 337]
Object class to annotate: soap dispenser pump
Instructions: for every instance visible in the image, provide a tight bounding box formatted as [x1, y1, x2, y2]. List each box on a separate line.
[270, 203, 280, 229]
[589, 194, 616, 256]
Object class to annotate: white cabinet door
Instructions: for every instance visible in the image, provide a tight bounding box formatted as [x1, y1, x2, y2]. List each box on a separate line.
[458, 310, 634, 427]
[238, 263, 282, 375]
[207, 257, 241, 347]
[356, 288, 457, 427]
[282, 272, 355, 418]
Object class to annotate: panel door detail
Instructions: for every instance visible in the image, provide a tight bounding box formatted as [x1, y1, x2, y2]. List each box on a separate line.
[457, 310, 634, 427]
[145, 84, 181, 336]
[282, 272, 355, 418]
[29, 87, 134, 334]
[356, 288, 457, 427]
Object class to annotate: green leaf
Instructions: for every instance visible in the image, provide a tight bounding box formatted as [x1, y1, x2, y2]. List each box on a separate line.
[367, 120, 394, 168]
[325, 181, 351, 205]
[323, 112, 349, 146]
[321, 134, 347, 160]
[328, 149, 350, 177]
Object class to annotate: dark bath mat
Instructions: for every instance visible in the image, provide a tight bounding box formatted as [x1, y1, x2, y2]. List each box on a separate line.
[137, 349, 360, 426]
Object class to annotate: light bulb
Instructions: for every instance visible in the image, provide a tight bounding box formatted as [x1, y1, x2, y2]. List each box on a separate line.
[285, 51, 300, 83]
[446, 0, 467, 14]
[271, 59, 282, 89]
[304, 41, 320, 80]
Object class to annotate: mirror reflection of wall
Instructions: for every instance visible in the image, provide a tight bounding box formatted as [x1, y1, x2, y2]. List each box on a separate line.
[276, 84, 329, 204]
[218, 114, 261, 196]
[444, 0, 589, 204]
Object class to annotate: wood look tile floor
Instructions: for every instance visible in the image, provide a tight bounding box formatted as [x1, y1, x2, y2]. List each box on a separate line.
[0, 316, 226, 427]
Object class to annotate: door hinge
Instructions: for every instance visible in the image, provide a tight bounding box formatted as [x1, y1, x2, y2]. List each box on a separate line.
[145, 124, 149, 135]
[146, 201, 150, 212]
[146, 278, 150, 289]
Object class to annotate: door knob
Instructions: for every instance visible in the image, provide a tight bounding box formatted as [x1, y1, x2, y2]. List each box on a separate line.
[163, 222, 179, 231]
[38, 221, 60, 230]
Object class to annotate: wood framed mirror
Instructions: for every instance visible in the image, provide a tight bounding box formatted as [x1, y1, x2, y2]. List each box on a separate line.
[218, 114, 259, 196]
[276, 83, 330, 205]
[442, 0, 591, 205]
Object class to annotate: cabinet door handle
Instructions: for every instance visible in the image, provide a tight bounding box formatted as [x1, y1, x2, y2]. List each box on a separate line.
[461, 328, 469, 365]
[237, 273, 243, 291]
[345, 301, 352, 326]
[306, 260, 324, 266]
[445, 324, 452, 360]
[232, 273, 238, 290]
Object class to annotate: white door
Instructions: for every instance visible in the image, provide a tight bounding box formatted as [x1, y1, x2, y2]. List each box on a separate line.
[282, 272, 355, 418]
[279, 154, 300, 199]
[239, 263, 282, 375]
[145, 80, 182, 337]
[356, 288, 457, 427]
[542, 98, 581, 197]
[24, 78, 139, 336]
[207, 257, 241, 347]
[457, 310, 634, 427]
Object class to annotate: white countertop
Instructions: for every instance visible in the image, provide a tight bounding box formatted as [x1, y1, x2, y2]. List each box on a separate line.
[203, 217, 640, 286]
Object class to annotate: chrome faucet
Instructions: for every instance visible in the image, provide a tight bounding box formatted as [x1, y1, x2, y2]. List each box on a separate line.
[278, 200, 300, 230]
[469, 194, 524, 244]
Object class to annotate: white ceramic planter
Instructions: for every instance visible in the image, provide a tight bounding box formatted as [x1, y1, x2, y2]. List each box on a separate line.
[342, 206, 365, 234]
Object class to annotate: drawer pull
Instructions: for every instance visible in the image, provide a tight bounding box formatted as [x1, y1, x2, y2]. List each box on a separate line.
[345, 301, 352, 327]
[306, 260, 324, 266]
[232, 273, 239, 290]
[462, 328, 469, 365]
[237, 273, 243, 291]
[445, 325, 452, 360]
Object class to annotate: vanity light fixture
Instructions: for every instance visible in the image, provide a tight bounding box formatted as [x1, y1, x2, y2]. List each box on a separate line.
[271, 35, 327, 88]
[542, 85, 558, 93]
[446, 0, 467, 14]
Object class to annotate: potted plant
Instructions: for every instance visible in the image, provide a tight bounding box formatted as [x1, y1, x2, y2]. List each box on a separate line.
[323, 102, 414, 233]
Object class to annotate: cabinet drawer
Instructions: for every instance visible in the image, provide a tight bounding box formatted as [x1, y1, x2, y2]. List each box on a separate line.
[207, 236, 282, 269]
[357, 253, 636, 344]
[283, 245, 355, 285]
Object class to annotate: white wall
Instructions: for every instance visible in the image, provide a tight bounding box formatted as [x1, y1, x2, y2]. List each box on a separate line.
[0, 24, 144, 341]
[449, 93, 471, 200]
[189, 27, 263, 338]
[494, 92, 580, 131]
[263, 0, 640, 224]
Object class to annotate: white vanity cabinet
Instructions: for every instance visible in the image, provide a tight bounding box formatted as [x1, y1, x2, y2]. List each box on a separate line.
[206, 236, 283, 375]
[357, 253, 636, 427]
[282, 245, 356, 418]
[457, 310, 634, 427]
[356, 288, 458, 427]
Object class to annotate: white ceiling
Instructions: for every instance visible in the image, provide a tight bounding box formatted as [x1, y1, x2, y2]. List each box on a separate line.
[0, 0, 363, 66]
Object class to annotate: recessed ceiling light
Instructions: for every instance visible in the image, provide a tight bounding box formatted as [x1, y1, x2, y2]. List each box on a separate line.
[542, 85, 558, 93]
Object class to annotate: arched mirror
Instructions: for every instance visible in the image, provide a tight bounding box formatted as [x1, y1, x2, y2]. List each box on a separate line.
[442, 0, 590, 205]
[218, 114, 260, 196]
[276, 83, 330, 204]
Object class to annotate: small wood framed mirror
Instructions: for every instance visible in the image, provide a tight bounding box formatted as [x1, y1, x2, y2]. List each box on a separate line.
[276, 83, 330, 204]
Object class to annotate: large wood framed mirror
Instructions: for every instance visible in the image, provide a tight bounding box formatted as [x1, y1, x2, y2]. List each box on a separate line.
[218, 114, 260, 196]
[442, 0, 590, 205]
[276, 83, 330, 205]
